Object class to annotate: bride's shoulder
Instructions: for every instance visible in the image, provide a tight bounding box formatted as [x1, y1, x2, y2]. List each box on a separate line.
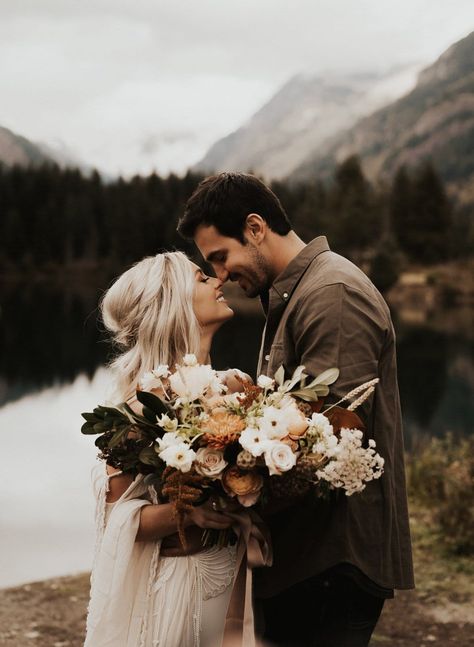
[217, 368, 253, 393]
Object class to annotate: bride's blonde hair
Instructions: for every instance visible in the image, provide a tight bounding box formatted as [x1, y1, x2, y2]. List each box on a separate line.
[100, 251, 201, 402]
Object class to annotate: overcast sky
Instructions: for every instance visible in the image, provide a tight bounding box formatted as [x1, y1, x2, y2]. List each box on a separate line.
[1, 0, 473, 176]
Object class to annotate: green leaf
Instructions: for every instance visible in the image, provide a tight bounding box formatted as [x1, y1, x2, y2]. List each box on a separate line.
[108, 428, 128, 449]
[81, 412, 98, 422]
[136, 390, 171, 416]
[307, 368, 339, 387]
[81, 421, 100, 434]
[273, 365, 285, 386]
[142, 406, 157, 424]
[120, 403, 156, 428]
[286, 365, 308, 390]
[139, 446, 161, 466]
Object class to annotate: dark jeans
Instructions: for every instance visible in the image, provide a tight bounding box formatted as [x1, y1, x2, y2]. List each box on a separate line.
[257, 571, 385, 647]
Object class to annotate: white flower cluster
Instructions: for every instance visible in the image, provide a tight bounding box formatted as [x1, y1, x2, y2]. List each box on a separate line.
[169, 355, 226, 402]
[315, 428, 384, 496]
[156, 431, 196, 472]
[239, 396, 302, 475]
[139, 365, 170, 391]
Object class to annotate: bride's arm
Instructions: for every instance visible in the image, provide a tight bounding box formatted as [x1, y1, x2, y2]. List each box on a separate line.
[105, 465, 233, 543]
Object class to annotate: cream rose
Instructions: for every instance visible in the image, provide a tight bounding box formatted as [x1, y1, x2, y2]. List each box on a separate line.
[264, 442, 297, 476]
[194, 447, 227, 478]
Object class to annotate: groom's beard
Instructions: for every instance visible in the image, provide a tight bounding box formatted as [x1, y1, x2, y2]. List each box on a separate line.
[231, 245, 273, 298]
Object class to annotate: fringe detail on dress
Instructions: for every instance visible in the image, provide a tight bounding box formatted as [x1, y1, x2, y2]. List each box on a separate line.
[138, 484, 161, 647]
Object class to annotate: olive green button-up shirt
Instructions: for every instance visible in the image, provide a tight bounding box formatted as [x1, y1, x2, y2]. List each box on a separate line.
[254, 236, 414, 598]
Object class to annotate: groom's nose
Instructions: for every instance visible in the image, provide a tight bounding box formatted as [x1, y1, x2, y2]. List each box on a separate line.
[214, 266, 230, 283]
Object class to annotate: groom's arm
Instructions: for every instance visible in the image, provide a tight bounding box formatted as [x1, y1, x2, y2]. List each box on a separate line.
[291, 283, 388, 419]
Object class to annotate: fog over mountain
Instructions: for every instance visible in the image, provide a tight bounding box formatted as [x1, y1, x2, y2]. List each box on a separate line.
[194, 64, 422, 179]
[290, 31, 474, 204]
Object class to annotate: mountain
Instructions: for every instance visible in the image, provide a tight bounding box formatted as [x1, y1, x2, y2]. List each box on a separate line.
[194, 65, 421, 180]
[291, 31, 474, 204]
[0, 125, 53, 167]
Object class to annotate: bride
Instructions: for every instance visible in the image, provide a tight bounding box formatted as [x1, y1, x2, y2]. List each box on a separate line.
[84, 251, 251, 647]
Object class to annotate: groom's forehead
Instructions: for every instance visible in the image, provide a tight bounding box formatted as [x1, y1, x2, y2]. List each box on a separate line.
[194, 225, 239, 261]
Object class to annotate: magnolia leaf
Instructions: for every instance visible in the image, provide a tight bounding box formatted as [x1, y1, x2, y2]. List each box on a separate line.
[140, 446, 161, 466]
[324, 406, 365, 433]
[142, 406, 157, 424]
[136, 390, 170, 416]
[81, 412, 98, 423]
[108, 428, 129, 448]
[99, 405, 124, 417]
[121, 403, 156, 427]
[273, 366, 285, 387]
[306, 368, 339, 388]
[81, 421, 99, 435]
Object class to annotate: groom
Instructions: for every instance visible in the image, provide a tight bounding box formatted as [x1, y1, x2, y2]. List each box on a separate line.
[178, 172, 414, 647]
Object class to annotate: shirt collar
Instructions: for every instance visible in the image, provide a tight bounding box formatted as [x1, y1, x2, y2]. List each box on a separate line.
[271, 236, 330, 302]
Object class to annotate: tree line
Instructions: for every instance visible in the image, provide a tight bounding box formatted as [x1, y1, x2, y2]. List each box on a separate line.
[0, 157, 471, 291]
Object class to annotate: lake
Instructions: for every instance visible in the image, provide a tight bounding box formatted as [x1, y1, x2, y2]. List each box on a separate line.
[1, 279, 472, 587]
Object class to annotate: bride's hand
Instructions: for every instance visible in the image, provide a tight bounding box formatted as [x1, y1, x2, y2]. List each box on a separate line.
[184, 500, 235, 530]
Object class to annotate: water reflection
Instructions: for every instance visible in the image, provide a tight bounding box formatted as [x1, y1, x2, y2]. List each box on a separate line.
[1, 280, 472, 587]
[0, 280, 472, 439]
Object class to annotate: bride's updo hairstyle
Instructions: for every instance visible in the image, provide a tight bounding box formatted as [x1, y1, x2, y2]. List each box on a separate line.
[100, 251, 201, 402]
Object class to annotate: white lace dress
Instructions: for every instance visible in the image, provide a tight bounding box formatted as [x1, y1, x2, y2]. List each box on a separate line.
[84, 464, 237, 647]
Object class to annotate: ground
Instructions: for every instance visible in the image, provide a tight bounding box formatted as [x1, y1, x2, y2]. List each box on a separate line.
[1, 503, 473, 646]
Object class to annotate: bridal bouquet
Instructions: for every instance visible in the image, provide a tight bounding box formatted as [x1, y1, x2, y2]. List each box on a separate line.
[82, 354, 384, 545]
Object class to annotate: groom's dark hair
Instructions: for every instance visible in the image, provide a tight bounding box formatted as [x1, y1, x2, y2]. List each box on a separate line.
[177, 172, 292, 243]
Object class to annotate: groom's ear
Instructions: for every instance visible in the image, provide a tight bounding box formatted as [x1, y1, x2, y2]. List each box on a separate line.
[244, 213, 266, 245]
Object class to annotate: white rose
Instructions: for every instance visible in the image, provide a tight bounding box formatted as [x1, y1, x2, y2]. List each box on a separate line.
[194, 447, 227, 478]
[264, 441, 297, 476]
[183, 354, 198, 366]
[158, 442, 196, 472]
[257, 375, 275, 390]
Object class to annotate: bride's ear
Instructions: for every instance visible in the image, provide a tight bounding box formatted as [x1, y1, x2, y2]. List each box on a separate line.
[244, 213, 266, 244]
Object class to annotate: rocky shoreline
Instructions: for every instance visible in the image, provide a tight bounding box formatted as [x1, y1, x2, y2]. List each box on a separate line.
[1, 559, 472, 646]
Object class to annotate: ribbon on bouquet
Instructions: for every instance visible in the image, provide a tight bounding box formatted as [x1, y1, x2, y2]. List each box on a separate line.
[221, 509, 273, 647]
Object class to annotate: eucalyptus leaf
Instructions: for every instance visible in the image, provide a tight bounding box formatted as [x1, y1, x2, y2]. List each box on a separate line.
[273, 366, 285, 386]
[306, 368, 339, 388]
[290, 391, 317, 402]
[286, 365, 308, 390]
